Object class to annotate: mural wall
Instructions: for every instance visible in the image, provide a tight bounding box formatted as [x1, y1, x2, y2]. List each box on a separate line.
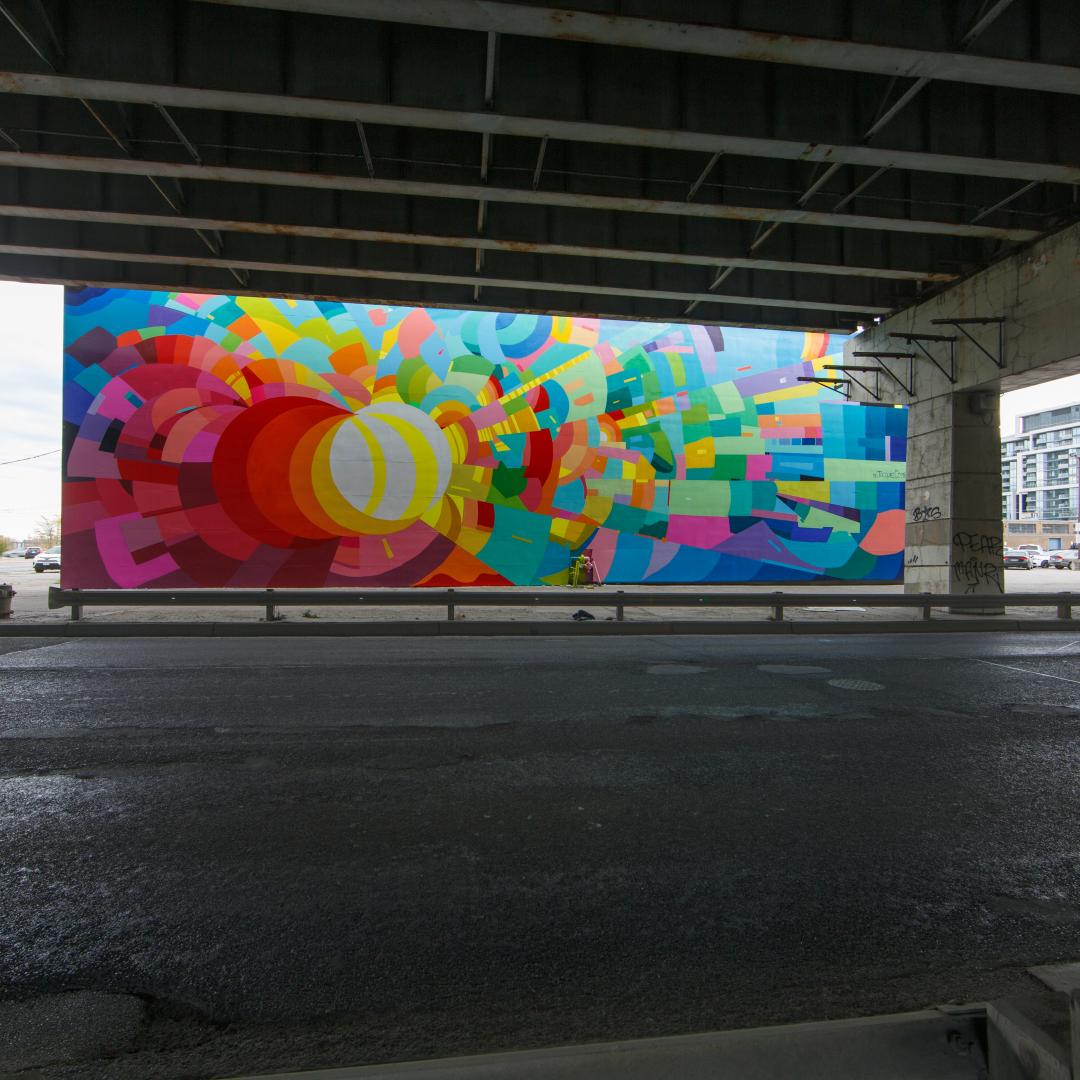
[62, 287, 906, 588]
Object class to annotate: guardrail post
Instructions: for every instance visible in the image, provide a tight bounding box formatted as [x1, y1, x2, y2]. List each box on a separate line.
[616, 590, 624, 622]
[447, 588, 455, 622]
[264, 588, 276, 622]
[771, 592, 784, 621]
[1058, 593, 1072, 620]
[922, 592, 932, 621]
[70, 588, 82, 622]
[1071, 989, 1080, 1080]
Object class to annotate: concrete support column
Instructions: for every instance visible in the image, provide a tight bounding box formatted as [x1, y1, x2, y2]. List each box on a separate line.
[904, 388, 1003, 607]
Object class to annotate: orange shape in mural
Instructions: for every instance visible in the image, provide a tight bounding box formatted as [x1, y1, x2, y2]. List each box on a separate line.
[859, 508, 905, 556]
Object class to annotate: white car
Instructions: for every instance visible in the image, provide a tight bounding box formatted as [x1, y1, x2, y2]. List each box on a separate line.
[32, 546, 61, 572]
[2, 548, 26, 558]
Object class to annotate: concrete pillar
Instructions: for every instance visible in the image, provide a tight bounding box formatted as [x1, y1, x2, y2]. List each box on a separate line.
[904, 387, 1003, 608]
[842, 223, 1080, 606]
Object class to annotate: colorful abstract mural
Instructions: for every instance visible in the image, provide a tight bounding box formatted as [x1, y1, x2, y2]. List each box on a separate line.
[61, 287, 906, 588]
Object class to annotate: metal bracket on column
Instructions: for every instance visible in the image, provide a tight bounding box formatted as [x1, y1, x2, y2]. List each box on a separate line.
[929, 316, 1006, 368]
[888, 332, 957, 383]
[822, 365, 880, 401]
[797, 376, 850, 399]
[851, 352, 915, 396]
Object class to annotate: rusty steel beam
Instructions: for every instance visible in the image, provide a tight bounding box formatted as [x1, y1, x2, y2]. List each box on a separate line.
[0, 270, 849, 331]
[0, 240, 891, 315]
[0, 150, 1040, 241]
[0, 202, 957, 281]
[0, 70, 1076, 187]
[199, 0, 1080, 97]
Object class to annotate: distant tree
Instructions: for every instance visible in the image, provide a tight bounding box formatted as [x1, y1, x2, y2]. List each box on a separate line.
[31, 514, 60, 547]
[0, 535, 14, 553]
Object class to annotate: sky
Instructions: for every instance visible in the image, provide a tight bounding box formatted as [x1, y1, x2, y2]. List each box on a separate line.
[0, 282, 63, 543]
[998, 375, 1080, 436]
[1, 281, 1078, 542]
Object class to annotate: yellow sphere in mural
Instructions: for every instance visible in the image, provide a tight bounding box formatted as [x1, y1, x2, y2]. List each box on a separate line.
[313, 402, 452, 534]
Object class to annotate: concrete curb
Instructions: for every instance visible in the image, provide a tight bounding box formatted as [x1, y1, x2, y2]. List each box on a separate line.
[0, 617, 1074, 637]
[986, 994, 1070, 1080]
[225, 1007, 987, 1079]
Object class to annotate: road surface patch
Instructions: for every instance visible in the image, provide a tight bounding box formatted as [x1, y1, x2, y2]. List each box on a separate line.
[827, 678, 884, 691]
[645, 663, 708, 675]
[756, 664, 831, 675]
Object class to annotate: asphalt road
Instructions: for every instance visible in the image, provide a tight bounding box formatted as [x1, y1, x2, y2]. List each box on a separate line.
[3, 633, 1080, 1078]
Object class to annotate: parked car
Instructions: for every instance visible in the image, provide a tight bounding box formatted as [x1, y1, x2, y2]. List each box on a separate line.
[1015, 545, 1052, 567]
[32, 546, 61, 573]
[23, 546, 41, 559]
[1049, 551, 1078, 570]
[2, 547, 26, 558]
[1004, 549, 1034, 569]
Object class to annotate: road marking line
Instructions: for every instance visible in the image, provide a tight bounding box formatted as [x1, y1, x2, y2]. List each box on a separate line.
[1051, 640, 1080, 653]
[975, 659, 1080, 686]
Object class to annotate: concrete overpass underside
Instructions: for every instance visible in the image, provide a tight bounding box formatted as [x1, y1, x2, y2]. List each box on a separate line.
[0, 0, 1078, 335]
[2, 0, 1080, 600]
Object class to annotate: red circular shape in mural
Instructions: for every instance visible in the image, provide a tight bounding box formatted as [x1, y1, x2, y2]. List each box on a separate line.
[213, 397, 348, 548]
[246, 400, 350, 542]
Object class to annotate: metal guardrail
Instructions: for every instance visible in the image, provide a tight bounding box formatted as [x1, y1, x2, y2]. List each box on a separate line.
[47, 586, 1079, 623]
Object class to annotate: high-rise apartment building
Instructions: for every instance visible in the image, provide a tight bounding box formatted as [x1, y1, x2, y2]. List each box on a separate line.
[1001, 403, 1080, 550]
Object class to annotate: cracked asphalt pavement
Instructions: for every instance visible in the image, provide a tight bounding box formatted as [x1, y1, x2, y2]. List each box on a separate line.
[2, 633, 1080, 1078]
